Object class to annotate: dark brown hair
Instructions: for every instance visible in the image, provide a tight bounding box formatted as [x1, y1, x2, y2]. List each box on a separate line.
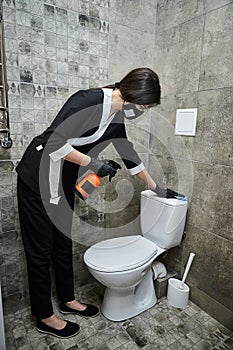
[104, 67, 161, 106]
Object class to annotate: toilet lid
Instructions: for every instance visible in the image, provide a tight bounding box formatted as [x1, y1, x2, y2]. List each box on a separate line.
[84, 235, 159, 272]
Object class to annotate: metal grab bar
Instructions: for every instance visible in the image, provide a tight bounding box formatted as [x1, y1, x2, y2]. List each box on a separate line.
[0, 11, 12, 149]
[0, 279, 6, 350]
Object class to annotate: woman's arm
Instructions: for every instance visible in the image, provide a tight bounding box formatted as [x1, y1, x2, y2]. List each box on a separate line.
[64, 149, 91, 166]
[64, 150, 119, 179]
[135, 169, 157, 190]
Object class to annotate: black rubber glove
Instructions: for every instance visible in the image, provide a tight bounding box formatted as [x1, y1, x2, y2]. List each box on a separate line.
[153, 185, 185, 199]
[87, 158, 121, 181]
[105, 160, 122, 182]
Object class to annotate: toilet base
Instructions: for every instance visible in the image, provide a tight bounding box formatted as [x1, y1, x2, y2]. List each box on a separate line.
[101, 268, 157, 321]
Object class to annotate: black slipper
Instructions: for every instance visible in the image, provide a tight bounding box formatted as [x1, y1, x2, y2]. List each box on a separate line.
[60, 302, 99, 318]
[36, 320, 80, 338]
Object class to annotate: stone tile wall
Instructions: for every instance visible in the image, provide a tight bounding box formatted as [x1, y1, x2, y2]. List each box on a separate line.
[154, 1, 233, 331]
[107, 0, 233, 330]
[0, 0, 110, 310]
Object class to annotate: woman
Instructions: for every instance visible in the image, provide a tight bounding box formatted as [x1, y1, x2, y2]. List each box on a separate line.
[16, 67, 182, 338]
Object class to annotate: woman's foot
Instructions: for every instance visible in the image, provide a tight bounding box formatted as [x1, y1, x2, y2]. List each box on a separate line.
[41, 314, 67, 329]
[37, 314, 80, 338]
[65, 300, 87, 312]
[60, 300, 99, 318]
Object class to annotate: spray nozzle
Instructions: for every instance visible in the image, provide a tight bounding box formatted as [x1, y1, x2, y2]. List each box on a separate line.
[105, 160, 121, 182]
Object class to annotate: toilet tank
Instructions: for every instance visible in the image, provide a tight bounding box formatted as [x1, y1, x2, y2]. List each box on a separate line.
[140, 190, 188, 249]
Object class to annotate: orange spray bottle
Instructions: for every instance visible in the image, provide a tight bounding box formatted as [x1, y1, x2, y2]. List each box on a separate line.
[75, 160, 121, 200]
[75, 173, 101, 200]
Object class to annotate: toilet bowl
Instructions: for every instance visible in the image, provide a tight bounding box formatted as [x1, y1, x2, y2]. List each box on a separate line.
[84, 190, 188, 321]
[84, 235, 166, 321]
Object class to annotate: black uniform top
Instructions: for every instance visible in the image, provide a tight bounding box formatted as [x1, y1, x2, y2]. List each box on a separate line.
[16, 88, 145, 204]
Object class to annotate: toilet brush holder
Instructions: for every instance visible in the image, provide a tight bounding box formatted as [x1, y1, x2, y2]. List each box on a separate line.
[167, 252, 195, 309]
[167, 278, 190, 309]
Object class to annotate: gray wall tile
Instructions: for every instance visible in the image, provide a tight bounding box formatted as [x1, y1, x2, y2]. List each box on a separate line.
[199, 4, 233, 89]
[183, 224, 233, 312]
[156, 0, 205, 30]
[108, 23, 154, 81]
[110, 0, 156, 34]
[204, 0, 233, 12]
[187, 162, 233, 241]
[193, 88, 233, 166]
[154, 16, 205, 95]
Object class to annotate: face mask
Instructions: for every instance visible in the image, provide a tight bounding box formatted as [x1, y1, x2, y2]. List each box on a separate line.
[122, 103, 145, 120]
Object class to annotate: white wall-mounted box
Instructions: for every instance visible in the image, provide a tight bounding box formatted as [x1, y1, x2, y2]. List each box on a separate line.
[175, 108, 197, 136]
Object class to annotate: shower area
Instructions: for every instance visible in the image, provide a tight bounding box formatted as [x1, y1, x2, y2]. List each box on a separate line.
[0, 0, 232, 348]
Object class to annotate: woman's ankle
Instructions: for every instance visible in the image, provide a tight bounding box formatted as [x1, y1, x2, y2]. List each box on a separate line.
[41, 314, 56, 323]
[41, 314, 66, 329]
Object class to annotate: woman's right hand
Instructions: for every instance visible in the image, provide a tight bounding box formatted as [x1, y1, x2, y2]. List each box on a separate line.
[87, 158, 121, 180]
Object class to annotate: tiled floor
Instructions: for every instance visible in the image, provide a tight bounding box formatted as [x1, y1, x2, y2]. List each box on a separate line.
[3, 283, 233, 350]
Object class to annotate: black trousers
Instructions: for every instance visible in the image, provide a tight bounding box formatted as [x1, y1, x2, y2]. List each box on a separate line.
[17, 177, 75, 319]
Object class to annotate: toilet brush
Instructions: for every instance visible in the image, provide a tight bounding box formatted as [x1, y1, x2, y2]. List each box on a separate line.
[179, 252, 195, 290]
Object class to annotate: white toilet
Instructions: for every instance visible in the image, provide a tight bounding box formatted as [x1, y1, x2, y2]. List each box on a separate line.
[84, 190, 188, 321]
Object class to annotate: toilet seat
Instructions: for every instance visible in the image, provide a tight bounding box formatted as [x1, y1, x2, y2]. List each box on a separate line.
[84, 235, 159, 273]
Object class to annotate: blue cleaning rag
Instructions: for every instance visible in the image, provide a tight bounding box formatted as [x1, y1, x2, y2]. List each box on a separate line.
[175, 196, 188, 201]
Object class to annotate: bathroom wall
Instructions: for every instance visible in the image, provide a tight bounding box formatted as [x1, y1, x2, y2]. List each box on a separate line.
[154, 0, 233, 330]
[107, 0, 233, 330]
[0, 0, 110, 312]
[0, 0, 232, 332]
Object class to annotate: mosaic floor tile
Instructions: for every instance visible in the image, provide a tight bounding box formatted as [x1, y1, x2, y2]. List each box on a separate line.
[3, 283, 233, 350]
